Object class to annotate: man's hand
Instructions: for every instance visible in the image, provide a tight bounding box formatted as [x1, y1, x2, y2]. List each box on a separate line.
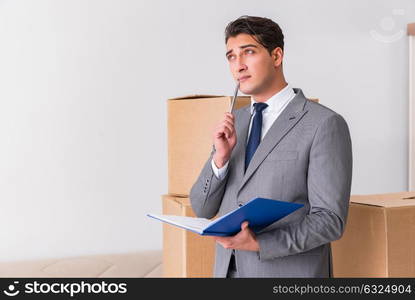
[213, 221, 260, 252]
[212, 112, 236, 168]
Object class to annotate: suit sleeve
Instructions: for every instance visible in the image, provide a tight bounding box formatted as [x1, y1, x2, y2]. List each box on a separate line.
[189, 147, 230, 219]
[256, 113, 353, 261]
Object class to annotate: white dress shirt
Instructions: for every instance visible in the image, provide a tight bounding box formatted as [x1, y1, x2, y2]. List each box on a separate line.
[211, 83, 296, 179]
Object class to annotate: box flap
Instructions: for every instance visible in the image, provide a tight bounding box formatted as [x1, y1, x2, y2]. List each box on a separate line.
[351, 192, 415, 207]
[169, 94, 225, 100]
[164, 194, 191, 207]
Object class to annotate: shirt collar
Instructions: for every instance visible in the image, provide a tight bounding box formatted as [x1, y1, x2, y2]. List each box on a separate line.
[250, 83, 295, 114]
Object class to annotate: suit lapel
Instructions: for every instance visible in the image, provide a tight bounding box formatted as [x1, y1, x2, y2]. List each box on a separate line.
[237, 89, 309, 194]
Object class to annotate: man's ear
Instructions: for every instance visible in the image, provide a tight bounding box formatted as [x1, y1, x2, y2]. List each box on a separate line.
[272, 47, 283, 67]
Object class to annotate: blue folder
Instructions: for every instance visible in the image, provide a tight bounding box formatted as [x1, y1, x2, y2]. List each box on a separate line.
[148, 197, 303, 237]
[202, 198, 303, 236]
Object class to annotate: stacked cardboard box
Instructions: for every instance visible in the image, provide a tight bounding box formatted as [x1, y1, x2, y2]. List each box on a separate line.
[164, 95, 320, 277]
[164, 95, 250, 277]
[162, 194, 215, 277]
[331, 191, 415, 277]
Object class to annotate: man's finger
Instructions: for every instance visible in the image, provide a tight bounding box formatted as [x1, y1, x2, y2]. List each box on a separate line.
[214, 236, 229, 243]
[241, 221, 249, 230]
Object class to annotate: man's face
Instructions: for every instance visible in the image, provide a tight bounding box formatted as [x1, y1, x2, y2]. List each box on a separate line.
[225, 33, 282, 97]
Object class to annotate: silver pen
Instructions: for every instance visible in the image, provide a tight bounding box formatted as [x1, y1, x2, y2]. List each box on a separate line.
[229, 81, 240, 113]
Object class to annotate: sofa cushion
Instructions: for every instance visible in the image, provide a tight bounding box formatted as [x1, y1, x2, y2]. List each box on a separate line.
[0, 250, 162, 278]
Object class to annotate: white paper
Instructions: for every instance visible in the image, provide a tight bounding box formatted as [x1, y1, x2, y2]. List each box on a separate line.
[147, 214, 213, 234]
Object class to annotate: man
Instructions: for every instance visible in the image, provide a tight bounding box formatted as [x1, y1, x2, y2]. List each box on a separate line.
[190, 16, 353, 278]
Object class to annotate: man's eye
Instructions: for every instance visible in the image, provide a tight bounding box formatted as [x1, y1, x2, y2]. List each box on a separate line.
[227, 55, 235, 60]
[246, 49, 254, 54]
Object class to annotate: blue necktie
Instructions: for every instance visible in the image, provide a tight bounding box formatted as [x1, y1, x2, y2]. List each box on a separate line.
[245, 102, 268, 171]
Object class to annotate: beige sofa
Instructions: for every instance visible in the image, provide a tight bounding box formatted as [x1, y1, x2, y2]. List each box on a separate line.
[0, 250, 162, 277]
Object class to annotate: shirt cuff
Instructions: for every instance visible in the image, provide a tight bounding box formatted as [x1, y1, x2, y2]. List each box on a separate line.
[211, 159, 229, 180]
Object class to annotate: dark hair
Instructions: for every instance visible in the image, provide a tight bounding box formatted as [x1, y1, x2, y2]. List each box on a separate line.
[225, 15, 284, 54]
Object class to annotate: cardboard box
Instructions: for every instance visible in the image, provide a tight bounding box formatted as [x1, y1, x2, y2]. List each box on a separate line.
[168, 94, 319, 196]
[332, 191, 415, 277]
[168, 95, 251, 196]
[162, 194, 215, 277]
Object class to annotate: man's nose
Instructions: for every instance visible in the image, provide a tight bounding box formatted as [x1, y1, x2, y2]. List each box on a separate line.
[238, 64, 247, 73]
[237, 57, 247, 73]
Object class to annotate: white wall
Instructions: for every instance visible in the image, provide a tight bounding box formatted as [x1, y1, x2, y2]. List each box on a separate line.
[0, 0, 414, 262]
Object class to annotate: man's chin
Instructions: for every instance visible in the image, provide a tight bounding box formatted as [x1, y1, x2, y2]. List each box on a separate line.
[239, 85, 257, 96]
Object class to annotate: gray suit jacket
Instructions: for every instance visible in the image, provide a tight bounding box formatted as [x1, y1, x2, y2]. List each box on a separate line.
[190, 88, 353, 278]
